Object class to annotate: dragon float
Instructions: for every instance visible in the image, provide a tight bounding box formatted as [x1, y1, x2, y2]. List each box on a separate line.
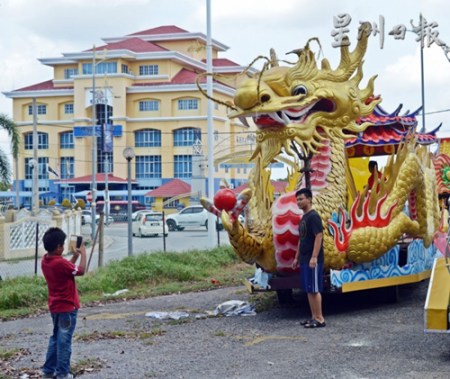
[201, 23, 441, 293]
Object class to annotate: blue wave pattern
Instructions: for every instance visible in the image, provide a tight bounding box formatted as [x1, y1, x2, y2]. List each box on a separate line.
[330, 240, 440, 288]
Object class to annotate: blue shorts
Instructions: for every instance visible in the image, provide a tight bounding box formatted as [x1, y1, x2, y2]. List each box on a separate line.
[300, 262, 324, 293]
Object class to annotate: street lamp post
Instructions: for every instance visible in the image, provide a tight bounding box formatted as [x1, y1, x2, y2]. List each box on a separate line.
[104, 82, 110, 225]
[91, 46, 98, 241]
[104, 155, 109, 224]
[419, 13, 426, 132]
[123, 147, 135, 257]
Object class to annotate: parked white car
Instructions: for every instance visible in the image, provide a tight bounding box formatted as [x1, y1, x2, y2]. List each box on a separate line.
[132, 211, 168, 237]
[165, 205, 223, 231]
[81, 210, 114, 225]
[131, 209, 149, 221]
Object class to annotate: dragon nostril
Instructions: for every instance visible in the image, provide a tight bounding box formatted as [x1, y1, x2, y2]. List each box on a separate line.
[260, 94, 271, 103]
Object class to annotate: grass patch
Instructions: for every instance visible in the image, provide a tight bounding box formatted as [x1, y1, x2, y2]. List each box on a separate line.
[0, 246, 254, 320]
[0, 348, 21, 361]
[75, 328, 165, 342]
[71, 357, 106, 377]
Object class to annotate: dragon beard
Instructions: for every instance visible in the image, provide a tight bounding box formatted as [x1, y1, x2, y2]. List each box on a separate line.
[254, 126, 325, 168]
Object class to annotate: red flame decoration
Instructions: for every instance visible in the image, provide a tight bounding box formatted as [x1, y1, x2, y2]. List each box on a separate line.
[328, 193, 398, 252]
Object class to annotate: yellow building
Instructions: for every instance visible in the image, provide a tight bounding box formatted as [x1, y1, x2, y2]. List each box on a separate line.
[3, 25, 254, 208]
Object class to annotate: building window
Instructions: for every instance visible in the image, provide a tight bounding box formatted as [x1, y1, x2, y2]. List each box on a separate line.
[139, 100, 159, 112]
[136, 156, 162, 178]
[64, 103, 74, 114]
[178, 98, 199, 110]
[139, 64, 159, 75]
[28, 104, 47, 115]
[173, 127, 201, 147]
[174, 155, 192, 178]
[60, 132, 74, 149]
[121, 64, 129, 74]
[135, 129, 161, 147]
[60, 157, 74, 179]
[25, 157, 48, 179]
[82, 62, 117, 75]
[64, 68, 78, 79]
[24, 132, 49, 150]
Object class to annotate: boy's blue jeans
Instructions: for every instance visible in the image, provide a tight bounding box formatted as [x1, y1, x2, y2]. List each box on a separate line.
[42, 309, 77, 378]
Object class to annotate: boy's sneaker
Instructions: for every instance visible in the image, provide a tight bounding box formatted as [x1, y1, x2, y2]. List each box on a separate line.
[42, 373, 55, 379]
[57, 374, 74, 379]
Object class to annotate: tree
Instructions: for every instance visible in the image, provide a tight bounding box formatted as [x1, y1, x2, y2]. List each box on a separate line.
[75, 198, 86, 209]
[61, 198, 72, 208]
[0, 114, 20, 183]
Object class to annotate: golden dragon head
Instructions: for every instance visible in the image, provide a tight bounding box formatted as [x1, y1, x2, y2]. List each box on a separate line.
[229, 22, 381, 168]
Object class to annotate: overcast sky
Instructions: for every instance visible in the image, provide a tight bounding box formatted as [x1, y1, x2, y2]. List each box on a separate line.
[1, 0, 450, 165]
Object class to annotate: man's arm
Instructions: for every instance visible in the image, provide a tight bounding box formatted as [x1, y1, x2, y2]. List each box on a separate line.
[309, 232, 323, 268]
[71, 245, 87, 275]
[292, 239, 301, 269]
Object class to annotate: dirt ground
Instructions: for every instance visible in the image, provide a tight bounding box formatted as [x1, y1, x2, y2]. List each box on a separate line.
[1, 282, 450, 379]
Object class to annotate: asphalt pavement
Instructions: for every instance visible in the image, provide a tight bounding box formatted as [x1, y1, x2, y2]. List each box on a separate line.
[1, 281, 450, 378]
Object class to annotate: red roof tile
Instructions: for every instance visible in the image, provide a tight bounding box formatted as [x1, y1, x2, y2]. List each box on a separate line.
[57, 174, 131, 184]
[145, 179, 191, 197]
[201, 58, 240, 67]
[129, 25, 189, 36]
[86, 38, 167, 53]
[15, 80, 72, 92]
[171, 68, 204, 84]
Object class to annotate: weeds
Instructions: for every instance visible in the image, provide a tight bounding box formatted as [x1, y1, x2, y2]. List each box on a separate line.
[0, 246, 254, 320]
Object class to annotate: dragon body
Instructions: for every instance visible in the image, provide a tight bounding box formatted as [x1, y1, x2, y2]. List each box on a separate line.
[202, 23, 440, 274]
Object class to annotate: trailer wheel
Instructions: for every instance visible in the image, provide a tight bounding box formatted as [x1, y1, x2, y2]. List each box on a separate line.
[276, 289, 294, 304]
[384, 285, 400, 303]
[375, 285, 400, 304]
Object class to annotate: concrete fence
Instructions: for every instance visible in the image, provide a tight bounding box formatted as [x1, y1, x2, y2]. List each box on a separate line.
[0, 207, 82, 261]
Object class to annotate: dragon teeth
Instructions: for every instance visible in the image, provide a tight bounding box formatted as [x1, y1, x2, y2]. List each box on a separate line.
[281, 112, 291, 124]
[238, 116, 250, 127]
[268, 112, 285, 124]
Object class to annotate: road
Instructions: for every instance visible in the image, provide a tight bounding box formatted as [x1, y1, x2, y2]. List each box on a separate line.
[102, 222, 229, 254]
[0, 222, 231, 279]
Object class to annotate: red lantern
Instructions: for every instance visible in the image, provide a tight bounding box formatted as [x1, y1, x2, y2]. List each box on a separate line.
[214, 188, 237, 211]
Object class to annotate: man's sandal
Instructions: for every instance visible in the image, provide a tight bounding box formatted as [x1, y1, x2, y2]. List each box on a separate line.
[300, 319, 313, 326]
[304, 319, 326, 328]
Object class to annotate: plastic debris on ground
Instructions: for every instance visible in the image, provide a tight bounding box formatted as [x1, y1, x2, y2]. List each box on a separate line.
[103, 289, 129, 297]
[207, 300, 256, 317]
[145, 311, 190, 320]
[248, 267, 271, 290]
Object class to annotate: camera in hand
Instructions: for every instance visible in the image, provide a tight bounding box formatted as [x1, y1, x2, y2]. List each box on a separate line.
[69, 235, 83, 253]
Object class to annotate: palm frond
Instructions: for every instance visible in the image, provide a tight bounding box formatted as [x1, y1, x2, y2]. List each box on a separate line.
[0, 113, 20, 158]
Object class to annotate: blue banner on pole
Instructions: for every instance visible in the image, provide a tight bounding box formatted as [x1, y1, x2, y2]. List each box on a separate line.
[74, 125, 122, 138]
[103, 123, 114, 152]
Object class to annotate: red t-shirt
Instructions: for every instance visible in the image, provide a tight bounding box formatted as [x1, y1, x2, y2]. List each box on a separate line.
[41, 254, 82, 313]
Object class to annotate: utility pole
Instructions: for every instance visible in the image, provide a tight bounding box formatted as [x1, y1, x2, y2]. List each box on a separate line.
[206, 0, 215, 247]
[32, 97, 39, 215]
[104, 82, 110, 225]
[91, 46, 97, 240]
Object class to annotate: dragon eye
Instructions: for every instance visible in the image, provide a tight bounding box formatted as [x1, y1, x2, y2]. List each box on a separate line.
[292, 85, 307, 96]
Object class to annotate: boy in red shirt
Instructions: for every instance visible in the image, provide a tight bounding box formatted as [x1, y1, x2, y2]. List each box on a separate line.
[41, 227, 86, 379]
